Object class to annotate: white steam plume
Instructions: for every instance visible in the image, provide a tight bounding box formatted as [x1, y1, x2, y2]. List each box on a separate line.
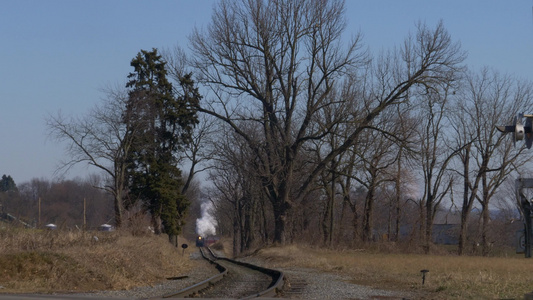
[196, 201, 217, 236]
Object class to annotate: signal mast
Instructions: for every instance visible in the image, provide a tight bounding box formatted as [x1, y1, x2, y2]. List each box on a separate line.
[498, 113, 533, 257]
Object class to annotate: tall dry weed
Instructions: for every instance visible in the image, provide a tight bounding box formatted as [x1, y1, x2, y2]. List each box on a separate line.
[252, 244, 533, 299]
[0, 225, 194, 293]
[0, 224, 119, 253]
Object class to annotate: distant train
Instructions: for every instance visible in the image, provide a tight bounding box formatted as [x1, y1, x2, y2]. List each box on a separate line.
[196, 236, 205, 247]
[195, 236, 219, 247]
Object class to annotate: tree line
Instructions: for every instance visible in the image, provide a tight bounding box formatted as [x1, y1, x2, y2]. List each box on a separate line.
[43, 0, 533, 256]
[0, 176, 114, 229]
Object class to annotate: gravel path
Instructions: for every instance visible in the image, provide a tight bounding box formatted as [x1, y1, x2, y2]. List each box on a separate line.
[238, 256, 414, 300]
[280, 267, 411, 299]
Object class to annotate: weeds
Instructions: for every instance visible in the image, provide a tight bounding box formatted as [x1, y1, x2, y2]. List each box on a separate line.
[0, 225, 193, 293]
[252, 244, 533, 299]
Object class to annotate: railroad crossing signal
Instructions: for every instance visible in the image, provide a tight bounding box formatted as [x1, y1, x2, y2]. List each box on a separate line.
[516, 178, 533, 258]
[496, 113, 533, 149]
[517, 230, 526, 254]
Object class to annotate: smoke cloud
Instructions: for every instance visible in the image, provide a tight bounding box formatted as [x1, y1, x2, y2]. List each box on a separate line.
[196, 201, 217, 237]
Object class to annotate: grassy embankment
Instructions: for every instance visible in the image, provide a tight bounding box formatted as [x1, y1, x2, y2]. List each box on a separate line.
[250, 244, 533, 299]
[0, 226, 195, 293]
[3, 226, 533, 299]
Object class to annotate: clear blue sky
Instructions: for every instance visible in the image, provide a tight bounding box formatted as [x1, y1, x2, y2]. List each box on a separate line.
[1, 0, 532, 184]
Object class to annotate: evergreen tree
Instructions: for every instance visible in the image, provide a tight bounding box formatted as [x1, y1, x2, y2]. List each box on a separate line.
[0, 175, 17, 192]
[124, 48, 199, 236]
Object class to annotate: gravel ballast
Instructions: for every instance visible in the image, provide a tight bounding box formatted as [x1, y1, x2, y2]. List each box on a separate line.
[70, 249, 413, 299]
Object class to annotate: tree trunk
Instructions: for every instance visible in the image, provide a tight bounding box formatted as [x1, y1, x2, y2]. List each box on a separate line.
[418, 200, 425, 246]
[350, 192, 360, 244]
[387, 195, 393, 241]
[362, 184, 375, 242]
[395, 199, 401, 241]
[458, 217, 468, 255]
[113, 162, 127, 228]
[233, 213, 239, 257]
[270, 178, 290, 244]
[481, 202, 491, 256]
[322, 198, 333, 245]
[113, 192, 123, 228]
[260, 197, 269, 244]
[322, 171, 335, 246]
[270, 171, 292, 244]
[458, 146, 470, 255]
[394, 148, 402, 242]
[424, 194, 433, 254]
[243, 199, 255, 250]
[480, 172, 491, 256]
[273, 202, 288, 244]
[152, 212, 162, 235]
[239, 201, 246, 254]
[337, 197, 348, 244]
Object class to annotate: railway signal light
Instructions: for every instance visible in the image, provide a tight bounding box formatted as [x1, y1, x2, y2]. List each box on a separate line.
[496, 113, 533, 149]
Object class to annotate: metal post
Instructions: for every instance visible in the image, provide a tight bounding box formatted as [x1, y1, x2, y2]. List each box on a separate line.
[516, 178, 533, 258]
[523, 199, 532, 258]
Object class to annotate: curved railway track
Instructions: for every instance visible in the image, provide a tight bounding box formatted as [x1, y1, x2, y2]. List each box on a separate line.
[159, 247, 284, 299]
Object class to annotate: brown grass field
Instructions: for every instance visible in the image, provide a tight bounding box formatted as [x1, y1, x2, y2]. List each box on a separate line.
[0, 226, 195, 293]
[249, 244, 533, 299]
[1, 226, 533, 299]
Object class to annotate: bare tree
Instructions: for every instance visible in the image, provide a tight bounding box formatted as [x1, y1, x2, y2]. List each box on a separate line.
[190, 0, 367, 244]
[452, 68, 533, 255]
[449, 86, 476, 255]
[350, 114, 398, 242]
[414, 80, 463, 253]
[191, 0, 465, 244]
[179, 114, 217, 194]
[208, 123, 268, 254]
[162, 46, 219, 198]
[46, 86, 136, 227]
[389, 101, 422, 241]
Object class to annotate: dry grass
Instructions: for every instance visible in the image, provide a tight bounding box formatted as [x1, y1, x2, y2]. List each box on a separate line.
[251, 244, 533, 299]
[0, 225, 195, 293]
[3, 226, 532, 299]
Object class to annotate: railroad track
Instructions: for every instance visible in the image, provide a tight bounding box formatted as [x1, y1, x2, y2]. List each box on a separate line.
[159, 247, 284, 299]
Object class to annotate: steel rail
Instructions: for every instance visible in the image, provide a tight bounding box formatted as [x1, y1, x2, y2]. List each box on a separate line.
[206, 247, 285, 299]
[160, 247, 285, 299]
[159, 247, 227, 298]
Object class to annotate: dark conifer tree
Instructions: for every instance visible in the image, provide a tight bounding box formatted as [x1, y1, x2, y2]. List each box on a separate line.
[124, 48, 199, 236]
[0, 175, 17, 192]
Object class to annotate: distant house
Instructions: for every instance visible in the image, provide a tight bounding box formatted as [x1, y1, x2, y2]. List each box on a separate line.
[397, 223, 459, 245]
[432, 224, 459, 245]
[98, 224, 114, 232]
